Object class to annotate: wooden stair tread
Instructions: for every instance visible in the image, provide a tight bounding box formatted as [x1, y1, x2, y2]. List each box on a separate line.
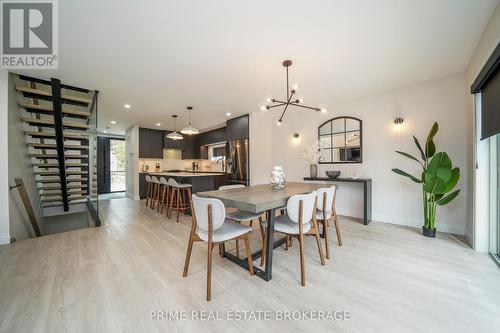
[32, 162, 89, 167]
[41, 195, 87, 203]
[29, 143, 89, 150]
[39, 178, 89, 184]
[15, 86, 92, 104]
[22, 117, 90, 129]
[34, 171, 87, 175]
[25, 131, 89, 140]
[42, 190, 87, 197]
[19, 103, 91, 117]
[30, 153, 89, 159]
[39, 184, 88, 190]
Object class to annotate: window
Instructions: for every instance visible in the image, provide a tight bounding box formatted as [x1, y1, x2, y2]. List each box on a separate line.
[318, 116, 362, 163]
[209, 144, 226, 162]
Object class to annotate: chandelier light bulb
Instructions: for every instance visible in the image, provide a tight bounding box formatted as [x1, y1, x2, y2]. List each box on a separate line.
[260, 106, 267, 111]
[266, 97, 272, 103]
[293, 83, 299, 90]
[277, 119, 282, 126]
[320, 108, 328, 114]
[298, 98, 304, 103]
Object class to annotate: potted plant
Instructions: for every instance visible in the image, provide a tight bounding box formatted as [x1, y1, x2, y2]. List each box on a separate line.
[392, 122, 460, 237]
[303, 141, 321, 178]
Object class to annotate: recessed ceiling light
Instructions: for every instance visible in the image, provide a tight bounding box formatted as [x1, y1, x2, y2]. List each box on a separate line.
[124, 104, 131, 109]
[225, 112, 231, 116]
[156, 123, 161, 126]
[103, 130, 107, 133]
[110, 120, 116, 124]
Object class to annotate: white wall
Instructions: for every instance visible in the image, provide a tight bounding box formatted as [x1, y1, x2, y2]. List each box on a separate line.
[125, 125, 139, 200]
[0, 70, 9, 245]
[465, 3, 500, 251]
[250, 72, 468, 235]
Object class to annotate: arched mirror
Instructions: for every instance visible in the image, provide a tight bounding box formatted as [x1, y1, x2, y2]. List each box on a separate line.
[318, 116, 362, 163]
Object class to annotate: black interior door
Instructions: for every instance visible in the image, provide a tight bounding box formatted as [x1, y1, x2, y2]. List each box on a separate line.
[97, 137, 111, 194]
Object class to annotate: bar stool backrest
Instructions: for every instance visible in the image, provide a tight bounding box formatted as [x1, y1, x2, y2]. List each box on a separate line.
[316, 186, 336, 213]
[167, 178, 179, 187]
[192, 194, 226, 231]
[286, 191, 317, 224]
[151, 176, 160, 184]
[159, 177, 168, 185]
[218, 184, 245, 190]
[145, 175, 151, 182]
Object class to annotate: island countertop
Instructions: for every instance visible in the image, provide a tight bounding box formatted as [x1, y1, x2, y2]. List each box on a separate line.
[146, 171, 226, 177]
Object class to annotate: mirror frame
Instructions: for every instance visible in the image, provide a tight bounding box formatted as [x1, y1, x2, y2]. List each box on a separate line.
[317, 116, 363, 164]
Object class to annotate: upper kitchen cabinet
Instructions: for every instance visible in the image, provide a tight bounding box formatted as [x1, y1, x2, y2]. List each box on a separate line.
[139, 127, 164, 158]
[164, 131, 185, 150]
[182, 134, 198, 159]
[226, 114, 249, 141]
[197, 127, 226, 146]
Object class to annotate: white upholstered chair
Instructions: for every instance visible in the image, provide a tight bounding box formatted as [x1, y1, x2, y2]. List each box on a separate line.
[260, 191, 325, 286]
[218, 184, 264, 257]
[183, 194, 254, 301]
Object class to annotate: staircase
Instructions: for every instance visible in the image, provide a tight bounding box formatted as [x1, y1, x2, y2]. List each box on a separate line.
[14, 74, 98, 218]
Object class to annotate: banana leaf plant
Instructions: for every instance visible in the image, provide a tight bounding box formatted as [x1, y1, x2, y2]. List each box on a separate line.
[392, 122, 460, 236]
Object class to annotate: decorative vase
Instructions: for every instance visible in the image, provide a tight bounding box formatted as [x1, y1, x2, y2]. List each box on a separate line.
[310, 164, 318, 178]
[270, 166, 285, 189]
[422, 227, 436, 238]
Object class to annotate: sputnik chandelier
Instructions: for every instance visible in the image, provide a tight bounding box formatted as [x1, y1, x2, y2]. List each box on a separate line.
[261, 59, 326, 125]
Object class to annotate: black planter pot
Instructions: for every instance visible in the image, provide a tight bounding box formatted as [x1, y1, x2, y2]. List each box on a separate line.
[422, 227, 436, 238]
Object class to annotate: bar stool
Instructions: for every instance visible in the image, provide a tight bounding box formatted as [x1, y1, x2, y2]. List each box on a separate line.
[167, 178, 193, 223]
[145, 175, 153, 207]
[158, 177, 169, 214]
[150, 176, 161, 210]
[219, 184, 263, 258]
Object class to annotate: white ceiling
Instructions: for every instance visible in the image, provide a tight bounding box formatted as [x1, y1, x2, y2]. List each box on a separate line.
[18, 0, 499, 134]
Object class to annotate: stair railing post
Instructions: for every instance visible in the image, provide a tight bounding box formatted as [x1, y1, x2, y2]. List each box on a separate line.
[50, 78, 69, 211]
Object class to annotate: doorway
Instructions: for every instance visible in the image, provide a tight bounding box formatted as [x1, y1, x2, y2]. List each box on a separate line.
[97, 137, 126, 194]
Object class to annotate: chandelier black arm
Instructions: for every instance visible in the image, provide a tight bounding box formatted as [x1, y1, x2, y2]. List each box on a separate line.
[278, 90, 295, 122]
[267, 102, 288, 109]
[273, 99, 320, 111]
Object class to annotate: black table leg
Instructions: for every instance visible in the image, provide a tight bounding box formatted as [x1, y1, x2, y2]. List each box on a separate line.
[221, 208, 284, 281]
[363, 181, 372, 225]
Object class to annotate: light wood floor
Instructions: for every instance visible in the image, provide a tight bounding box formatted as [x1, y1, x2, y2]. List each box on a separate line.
[1, 197, 499, 332]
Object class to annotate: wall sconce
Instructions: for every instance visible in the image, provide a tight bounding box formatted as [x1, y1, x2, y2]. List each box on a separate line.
[292, 133, 300, 144]
[394, 117, 404, 126]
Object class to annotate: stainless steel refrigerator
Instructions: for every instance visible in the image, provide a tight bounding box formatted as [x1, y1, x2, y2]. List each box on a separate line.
[226, 139, 249, 186]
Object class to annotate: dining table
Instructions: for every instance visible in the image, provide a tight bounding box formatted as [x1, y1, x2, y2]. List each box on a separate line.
[197, 182, 328, 281]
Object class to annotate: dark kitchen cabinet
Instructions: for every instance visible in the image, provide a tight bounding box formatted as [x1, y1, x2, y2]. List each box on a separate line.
[139, 173, 148, 199]
[226, 114, 249, 141]
[139, 127, 164, 158]
[197, 127, 226, 146]
[164, 131, 185, 150]
[182, 134, 199, 159]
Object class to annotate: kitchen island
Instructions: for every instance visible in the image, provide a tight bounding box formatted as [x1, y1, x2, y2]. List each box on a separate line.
[139, 171, 227, 199]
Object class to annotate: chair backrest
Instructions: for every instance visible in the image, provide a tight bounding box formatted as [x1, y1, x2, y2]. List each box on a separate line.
[316, 186, 336, 212]
[286, 191, 317, 224]
[159, 177, 168, 185]
[167, 178, 179, 187]
[218, 184, 245, 190]
[191, 194, 226, 231]
[145, 175, 151, 182]
[151, 176, 159, 183]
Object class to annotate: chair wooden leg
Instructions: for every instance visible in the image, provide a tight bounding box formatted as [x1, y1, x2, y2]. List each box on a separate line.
[176, 188, 181, 223]
[168, 187, 175, 219]
[322, 220, 330, 259]
[260, 227, 267, 267]
[298, 234, 305, 287]
[258, 217, 264, 241]
[145, 183, 151, 206]
[243, 235, 254, 276]
[207, 243, 213, 302]
[157, 185, 163, 213]
[313, 220, 326, 266]
[235, 221, 240, 258]
[182, 236, 194, 277]
[160, 185, 167, 214]
[219, 243, 225, 258]
[333, 212, 342, 246]
[285, 235, 289, 251]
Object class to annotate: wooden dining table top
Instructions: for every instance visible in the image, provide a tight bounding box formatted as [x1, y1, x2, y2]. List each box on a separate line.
[196, 182, 327, 213]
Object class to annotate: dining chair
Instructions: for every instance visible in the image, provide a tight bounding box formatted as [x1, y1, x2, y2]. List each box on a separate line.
[183, 194, 255, 301]
[260, 191, 325, 286]
[218, 184, 264, 258]
[315, 185, 341, 259]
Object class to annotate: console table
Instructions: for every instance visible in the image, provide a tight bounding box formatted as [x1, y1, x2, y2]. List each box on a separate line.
[303, 177, 372, 225]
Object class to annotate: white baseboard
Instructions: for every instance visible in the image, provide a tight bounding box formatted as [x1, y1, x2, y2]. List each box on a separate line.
[0, 232, 10, 245]
[336, 208, 466, 236]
